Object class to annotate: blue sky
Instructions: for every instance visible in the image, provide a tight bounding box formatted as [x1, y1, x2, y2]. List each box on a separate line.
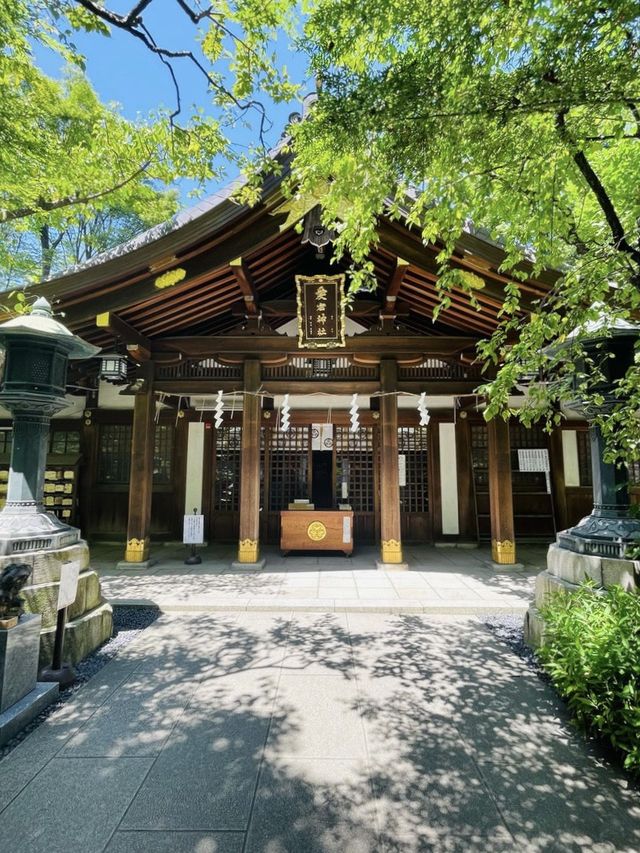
[36, 2, 311, 205]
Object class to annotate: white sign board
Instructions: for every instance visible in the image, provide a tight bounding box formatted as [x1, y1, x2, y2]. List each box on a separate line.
[183, 514, 204, 544]
[57, 560, 81, 610]
[342, 516, 351, 544]
[518, 449, 550, 472]
[398, 455, 406, 488]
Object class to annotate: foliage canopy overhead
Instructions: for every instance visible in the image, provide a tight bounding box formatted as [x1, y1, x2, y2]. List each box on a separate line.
[292, 0, 640, 459]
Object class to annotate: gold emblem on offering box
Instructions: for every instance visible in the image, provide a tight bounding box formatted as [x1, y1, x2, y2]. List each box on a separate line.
[307, 521, 327, 542]
[296, 274, 346, 349]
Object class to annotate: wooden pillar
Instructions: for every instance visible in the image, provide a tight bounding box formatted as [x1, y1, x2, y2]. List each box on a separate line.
[237, 358, 261, 563]
[455, 415, 477, 541]
[549, 427, 568, 532]
[487, 416, 516, 564]
[379, 359, 404, 564]
[124, 364, 155, 563]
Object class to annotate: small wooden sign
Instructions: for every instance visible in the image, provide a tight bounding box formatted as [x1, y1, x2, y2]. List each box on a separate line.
[296, 275, 346, 349]
[183, 514, 204, 544]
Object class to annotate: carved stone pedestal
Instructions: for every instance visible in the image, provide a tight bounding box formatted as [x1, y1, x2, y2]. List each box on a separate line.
[1, 541, 113, 668]
[524, 543, 639, 647]
[0, 614, 58, 746]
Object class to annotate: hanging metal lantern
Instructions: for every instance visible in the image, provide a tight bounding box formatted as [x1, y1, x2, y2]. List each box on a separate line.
[99, 352, 128, 383]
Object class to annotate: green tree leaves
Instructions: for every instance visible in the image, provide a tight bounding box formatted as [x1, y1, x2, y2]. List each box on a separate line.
[293, 0, 640, 459]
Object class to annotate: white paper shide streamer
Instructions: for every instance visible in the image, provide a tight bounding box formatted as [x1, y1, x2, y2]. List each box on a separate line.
[417, 392, 430, 426]
[214, 389, 224, 429]
[280, 393, 290, 432]
[349, 393, 359, 433]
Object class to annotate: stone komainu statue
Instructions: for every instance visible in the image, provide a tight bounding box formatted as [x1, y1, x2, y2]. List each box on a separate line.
[0, 563, 32, 620]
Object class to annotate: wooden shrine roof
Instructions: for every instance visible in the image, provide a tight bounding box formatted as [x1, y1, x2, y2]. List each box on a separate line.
[31, 153, 556, 357]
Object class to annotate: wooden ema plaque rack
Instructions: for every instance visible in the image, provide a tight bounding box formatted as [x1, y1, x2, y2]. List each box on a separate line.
[280, 510, 354, 556]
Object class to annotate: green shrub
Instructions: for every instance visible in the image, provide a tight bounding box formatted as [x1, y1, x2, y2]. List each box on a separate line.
[538, 582, 640, 774]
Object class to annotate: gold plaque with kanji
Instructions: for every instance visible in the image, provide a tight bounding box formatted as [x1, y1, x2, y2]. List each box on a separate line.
[296, 274, 346, 349]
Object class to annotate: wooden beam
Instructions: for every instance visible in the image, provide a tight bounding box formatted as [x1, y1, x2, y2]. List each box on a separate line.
[379, 359, 405, 565]
[152, 334, 479, 359]
[124, 363, 155, 564]
[230, 257, 259, 316]
[96, 312, 151, 360]
[237, 359, 262, 564]
[487, 417, 516, 565]
[382, 257, 410, 317]
[254, 299, 387, 318]
[455, 416, 478, 541]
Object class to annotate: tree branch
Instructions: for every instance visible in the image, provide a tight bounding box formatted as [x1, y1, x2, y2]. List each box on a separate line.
[0, 160, 152, 224]
[73, 0, 271, 145]
[556, 110, 640, 267]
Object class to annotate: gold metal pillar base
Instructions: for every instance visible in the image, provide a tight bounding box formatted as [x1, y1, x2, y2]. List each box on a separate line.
[492, 538, 516, 565]
[381, 538, 403, 564]
[125, 537, 149, 563]
[238, 538, 259, 563]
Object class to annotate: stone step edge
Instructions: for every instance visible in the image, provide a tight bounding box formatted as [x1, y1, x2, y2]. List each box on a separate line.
[108, 597, 528, 615]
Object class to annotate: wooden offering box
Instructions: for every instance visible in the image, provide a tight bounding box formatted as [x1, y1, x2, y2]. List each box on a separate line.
[280, 510, 354, 556]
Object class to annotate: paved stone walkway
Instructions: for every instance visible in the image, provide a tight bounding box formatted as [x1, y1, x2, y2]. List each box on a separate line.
[1, 611, 638, 852]
[95, 544, 545, 615]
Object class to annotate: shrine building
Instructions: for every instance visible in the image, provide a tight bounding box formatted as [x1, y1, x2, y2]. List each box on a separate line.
[1, 148, 620, 569]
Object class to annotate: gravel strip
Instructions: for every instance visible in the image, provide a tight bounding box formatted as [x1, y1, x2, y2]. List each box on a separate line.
[0, 606, 159, 761]
[482, 613, 548, 679]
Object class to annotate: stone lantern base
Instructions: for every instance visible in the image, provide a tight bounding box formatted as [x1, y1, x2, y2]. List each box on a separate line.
[0, 506, 80, 557]
[524, 542, 639, 647]
[0, 540, 113, 668]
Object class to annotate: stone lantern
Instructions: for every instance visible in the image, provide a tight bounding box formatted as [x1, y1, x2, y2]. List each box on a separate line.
[0, 297, 99, 555]
[557, 316, 640, 558]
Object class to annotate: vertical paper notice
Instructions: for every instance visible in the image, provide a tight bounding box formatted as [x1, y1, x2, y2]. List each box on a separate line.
[342, 516, 351, 544]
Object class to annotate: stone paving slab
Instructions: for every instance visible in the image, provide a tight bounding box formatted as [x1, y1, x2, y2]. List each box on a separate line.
[2, 611, 639, 853]
[94, 543, 543, 615]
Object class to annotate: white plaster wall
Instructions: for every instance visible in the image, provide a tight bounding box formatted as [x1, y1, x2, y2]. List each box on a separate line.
[184, 422, 205, 515]
[97, 380, 135, 409]
[438, 422, 460, 535]
[562, 430, 580, 487]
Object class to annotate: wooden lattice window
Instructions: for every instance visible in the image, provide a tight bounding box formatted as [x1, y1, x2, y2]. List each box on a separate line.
[153, 424, 174, 484]
[470, 424, 488, 488]
[268, 426, 310, 510]
[509, 422, 548, 491]
[576, 430, 593, 487]
[398, 427, 429, 512]
[214, 426, 242, 511]
[335, 426, 375, 512]
[97, 424, 132, 484]
[50, 429, 80, 455]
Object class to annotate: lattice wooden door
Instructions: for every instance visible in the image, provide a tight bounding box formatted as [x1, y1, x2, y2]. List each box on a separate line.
[334, 425, 378, 544]
[398, 426, 431, 542]
[264, 426, 311, 542]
